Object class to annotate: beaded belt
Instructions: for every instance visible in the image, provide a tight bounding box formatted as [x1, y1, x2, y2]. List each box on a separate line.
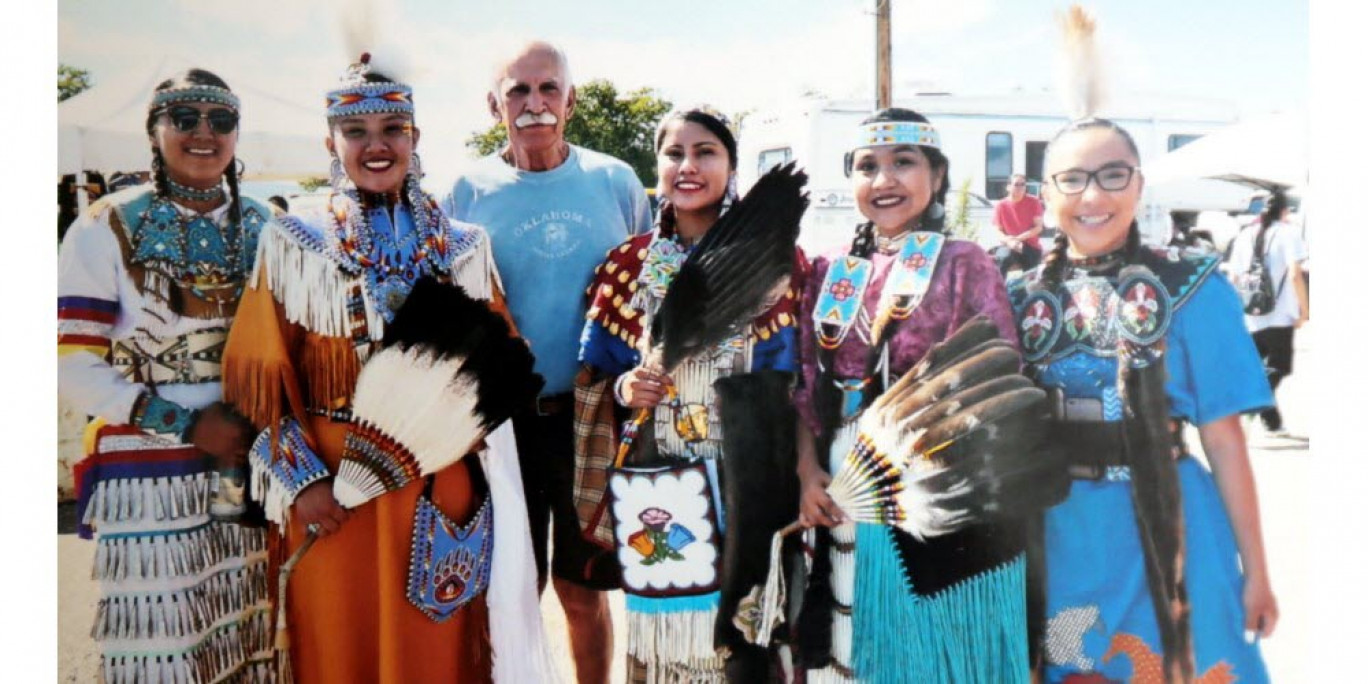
[111, 327, 227, 385]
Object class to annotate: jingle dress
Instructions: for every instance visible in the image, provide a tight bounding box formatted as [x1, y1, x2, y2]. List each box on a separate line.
[794, 232, 1026, 683]
[573, 223, 806, 682]
[222, 191, 545, 683]
[1008, 247, 1272, 683]
[59, 184, 275, 682]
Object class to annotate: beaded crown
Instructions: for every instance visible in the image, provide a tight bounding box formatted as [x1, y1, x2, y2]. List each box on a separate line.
[326, 52, 414, 119]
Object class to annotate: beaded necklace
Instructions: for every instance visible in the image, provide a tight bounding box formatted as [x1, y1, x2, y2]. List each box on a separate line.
[327, 188, 450, 321]
[166, 178, 225, 204]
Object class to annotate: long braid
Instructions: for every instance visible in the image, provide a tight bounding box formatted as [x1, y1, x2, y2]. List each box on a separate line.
[150, 148, 170, 197]
[224, 157, 243, 228]
[1039, 230, 1072, 289]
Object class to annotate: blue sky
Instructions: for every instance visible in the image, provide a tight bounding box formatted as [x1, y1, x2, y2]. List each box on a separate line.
[58, 0, 1307, 181]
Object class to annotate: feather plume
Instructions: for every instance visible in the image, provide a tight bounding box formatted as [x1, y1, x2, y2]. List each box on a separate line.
[332, 278, 543, 508]
[649, 162, 809, 371]
[335, 0, 417, 83]
[1056, 4, 1106, 120]
[823, 315, 1060, 539]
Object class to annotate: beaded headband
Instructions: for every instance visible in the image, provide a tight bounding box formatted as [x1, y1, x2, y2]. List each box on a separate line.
[854, 121, 941, 151]
[150, 85, 240, 113]
[326, 53, 415, 119]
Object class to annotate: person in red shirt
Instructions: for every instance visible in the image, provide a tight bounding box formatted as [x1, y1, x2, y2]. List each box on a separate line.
[993, 173, 1045, 273]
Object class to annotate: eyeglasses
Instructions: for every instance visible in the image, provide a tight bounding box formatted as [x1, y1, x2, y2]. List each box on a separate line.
[161, 106, 239, 135]
[1050, 165, 1138, 195]
[1009, 181, 1027, 187]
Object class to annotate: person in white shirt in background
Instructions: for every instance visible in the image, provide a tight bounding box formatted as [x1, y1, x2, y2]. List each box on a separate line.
[1225, 190, 1310, 439]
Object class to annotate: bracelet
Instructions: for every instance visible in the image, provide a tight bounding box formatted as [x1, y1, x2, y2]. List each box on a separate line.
[131, 392, 197, 440]
[613, 373, 633, 406]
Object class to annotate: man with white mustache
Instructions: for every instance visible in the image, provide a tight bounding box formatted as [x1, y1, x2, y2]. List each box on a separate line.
[442, 40, 651, 684]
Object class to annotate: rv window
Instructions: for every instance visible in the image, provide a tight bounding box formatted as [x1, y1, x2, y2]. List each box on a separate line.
[986, 132, 1013, 200]
[1025, 141, 1048, 195]
[1168, 134, 1202, 152]
[758, 147, 792, 175]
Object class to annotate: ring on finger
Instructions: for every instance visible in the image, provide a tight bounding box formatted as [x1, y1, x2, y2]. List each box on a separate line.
[306, 522, 321, 536]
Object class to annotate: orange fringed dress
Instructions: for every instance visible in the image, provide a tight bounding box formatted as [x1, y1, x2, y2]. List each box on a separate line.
[223, 198, 508, 683]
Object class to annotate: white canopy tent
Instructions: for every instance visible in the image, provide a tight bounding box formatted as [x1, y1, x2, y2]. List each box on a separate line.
[1143, 109, 1307, 191]
[59, 56, 332, 182]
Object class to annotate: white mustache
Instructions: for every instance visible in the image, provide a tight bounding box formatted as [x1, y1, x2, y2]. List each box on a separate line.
[514, 111, 559, 128]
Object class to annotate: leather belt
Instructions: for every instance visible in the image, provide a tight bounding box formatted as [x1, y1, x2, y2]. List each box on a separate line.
[534, 392, 574, 417]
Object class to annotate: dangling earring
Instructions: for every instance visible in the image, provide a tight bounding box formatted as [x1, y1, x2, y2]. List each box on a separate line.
[921, 200, 946, 231]
[235, 158, 247, 178]
[329, 155, 350, 194]
[720, 173, 738, 215]
[409, 152, 425, 181]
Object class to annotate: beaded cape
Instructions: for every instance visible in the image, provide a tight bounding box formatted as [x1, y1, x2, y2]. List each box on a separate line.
[95, 184, 271, 319]
[1007, 245, 1220, 365]
[584, 231, 803, 350]
[252, 192, 493, 347]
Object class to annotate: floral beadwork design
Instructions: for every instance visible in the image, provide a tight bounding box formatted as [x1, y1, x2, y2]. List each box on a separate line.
[609, 465, 721, 596]
[627, 507, 698, 565]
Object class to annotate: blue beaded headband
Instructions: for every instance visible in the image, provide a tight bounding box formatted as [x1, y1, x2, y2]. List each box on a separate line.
[326, 53, 415, 119]
[854, 121, 941, 150]
[150, 85, 241, 112]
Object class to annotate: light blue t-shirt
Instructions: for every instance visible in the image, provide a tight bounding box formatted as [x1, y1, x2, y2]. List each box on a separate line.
[443, 146, 652, 394]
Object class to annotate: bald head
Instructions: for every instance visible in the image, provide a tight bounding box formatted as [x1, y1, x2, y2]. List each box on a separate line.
[488, 40, 577, 170]
[491, 41, 572, 96]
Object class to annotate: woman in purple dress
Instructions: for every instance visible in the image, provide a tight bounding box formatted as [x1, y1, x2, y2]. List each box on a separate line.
[793, 108, 1030, 683]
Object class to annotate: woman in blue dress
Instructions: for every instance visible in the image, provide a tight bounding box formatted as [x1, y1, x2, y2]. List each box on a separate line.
[1008, 112, 1279, 682]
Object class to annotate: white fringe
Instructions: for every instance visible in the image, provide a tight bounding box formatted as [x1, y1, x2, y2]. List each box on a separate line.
[92, 563, 270, 642]
[627, 606, 724, 665]
[82, 473, 213, 528]
[481, 423, 563, 683]
[254, 221, 380, 339]
[93, 523, 267, 583]
[99, 606, 275, 684]
[249, 450, 292, 534]
[753, 530, 788, 646]
[449, 227, 496, 302]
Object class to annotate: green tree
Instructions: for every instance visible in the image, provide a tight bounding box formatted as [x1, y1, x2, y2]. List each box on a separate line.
[298, 177, 330, 193]
[59, 64, 93, 102]
[466, 79, 673, 187]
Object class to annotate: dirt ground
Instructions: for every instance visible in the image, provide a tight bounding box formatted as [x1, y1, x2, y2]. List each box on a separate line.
[55, 329, 1315, 682]
[56, 533, 629, 682]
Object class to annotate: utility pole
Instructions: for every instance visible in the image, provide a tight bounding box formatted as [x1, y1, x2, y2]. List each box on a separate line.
[876, 0, 892, 108]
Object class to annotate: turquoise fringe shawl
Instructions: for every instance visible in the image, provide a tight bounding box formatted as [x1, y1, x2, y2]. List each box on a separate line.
[851, 522, 1029, 683]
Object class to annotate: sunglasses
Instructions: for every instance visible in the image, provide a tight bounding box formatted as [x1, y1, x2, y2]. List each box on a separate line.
[162, 106, 239, 135]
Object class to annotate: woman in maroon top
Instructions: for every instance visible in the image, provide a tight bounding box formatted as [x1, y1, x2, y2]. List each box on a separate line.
[792, 108, 1029, 683]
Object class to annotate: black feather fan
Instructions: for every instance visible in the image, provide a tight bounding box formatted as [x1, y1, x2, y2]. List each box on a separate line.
[649, 161, 809, 371]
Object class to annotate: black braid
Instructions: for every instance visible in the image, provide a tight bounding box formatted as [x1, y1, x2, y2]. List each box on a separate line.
[224, 157, 243, 227]
[150, 148, 170, 198]
[1040, 231, 1072, 289]
[850, 221, 876, 258]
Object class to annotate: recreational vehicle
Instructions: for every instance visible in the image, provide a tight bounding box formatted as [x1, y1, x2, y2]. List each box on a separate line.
[737, 93, 1251, 255]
